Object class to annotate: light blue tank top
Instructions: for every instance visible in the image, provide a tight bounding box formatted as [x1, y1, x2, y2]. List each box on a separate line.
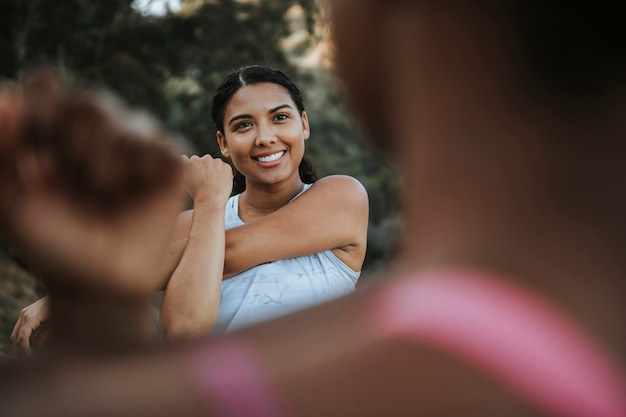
[212, 184, 360, 334]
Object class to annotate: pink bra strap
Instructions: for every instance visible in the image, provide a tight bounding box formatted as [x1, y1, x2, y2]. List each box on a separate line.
[187, 337, 291, 417]
[369, 268, 626, 417]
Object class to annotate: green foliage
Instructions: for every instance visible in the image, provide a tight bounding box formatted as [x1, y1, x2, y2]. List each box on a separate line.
[0, 0, 400, 272]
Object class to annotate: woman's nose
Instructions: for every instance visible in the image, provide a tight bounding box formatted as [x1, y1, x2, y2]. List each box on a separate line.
[255, 123, 277, 146]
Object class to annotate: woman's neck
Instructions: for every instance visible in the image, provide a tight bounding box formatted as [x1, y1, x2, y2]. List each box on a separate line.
[238, 178, 305, 223]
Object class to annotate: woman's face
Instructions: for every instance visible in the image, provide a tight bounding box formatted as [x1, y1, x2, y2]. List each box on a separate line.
[217, 82, 310, 189]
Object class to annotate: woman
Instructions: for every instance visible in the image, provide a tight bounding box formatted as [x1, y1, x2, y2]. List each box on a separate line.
[3, 2, 625, 416]
[11, 65, 369, 345]
[161, 65, 368, 336]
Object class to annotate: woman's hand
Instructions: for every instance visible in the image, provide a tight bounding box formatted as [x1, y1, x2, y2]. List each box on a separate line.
[10, 296, 50, 356]
[183, 154, 233, 207]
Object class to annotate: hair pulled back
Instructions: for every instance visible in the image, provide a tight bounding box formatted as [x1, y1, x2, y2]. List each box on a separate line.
[211, 65, 317, 194]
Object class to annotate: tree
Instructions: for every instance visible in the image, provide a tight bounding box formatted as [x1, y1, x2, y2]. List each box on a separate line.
[0, 0, 400, 270]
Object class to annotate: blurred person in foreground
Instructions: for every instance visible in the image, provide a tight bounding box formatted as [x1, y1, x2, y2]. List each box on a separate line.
[0, 68, 186, 352]
[1, 1, 626, 417]
[0, 68, 233, 354]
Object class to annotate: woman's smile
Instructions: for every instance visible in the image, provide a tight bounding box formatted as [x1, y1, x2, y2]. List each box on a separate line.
[254, 150, 285, 163]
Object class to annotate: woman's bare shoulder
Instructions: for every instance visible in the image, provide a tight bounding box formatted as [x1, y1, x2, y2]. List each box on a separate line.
[308, 175, 368, 205]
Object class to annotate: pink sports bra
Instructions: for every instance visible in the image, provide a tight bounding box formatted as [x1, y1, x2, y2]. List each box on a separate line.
[369, 268, 626, 417]
[187, 267, 626, 417]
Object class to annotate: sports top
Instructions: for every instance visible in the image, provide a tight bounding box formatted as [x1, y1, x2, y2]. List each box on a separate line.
[212, 184, 360, 334]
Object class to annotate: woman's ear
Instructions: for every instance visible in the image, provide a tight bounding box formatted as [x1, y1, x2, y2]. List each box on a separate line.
[217, 131, 231, 158]
[301, 111, 310, 141]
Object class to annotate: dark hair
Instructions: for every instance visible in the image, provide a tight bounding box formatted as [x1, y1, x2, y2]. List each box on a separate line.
[211, 65, 318, 194]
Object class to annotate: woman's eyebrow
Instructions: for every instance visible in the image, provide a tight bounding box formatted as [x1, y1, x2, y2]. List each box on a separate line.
[268, 104, 292, 114]
[228, 113, 252, 127]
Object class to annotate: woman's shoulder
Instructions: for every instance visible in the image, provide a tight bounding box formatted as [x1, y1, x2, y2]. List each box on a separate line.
[309, 175, 368, 202]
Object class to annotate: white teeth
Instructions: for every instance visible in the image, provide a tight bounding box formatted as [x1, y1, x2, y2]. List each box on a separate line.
[256, 151, 285, 162]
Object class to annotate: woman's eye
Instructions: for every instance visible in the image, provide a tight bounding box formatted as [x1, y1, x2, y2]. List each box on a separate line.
[235, 121, 252, 130]
[274, 113, 289, 122]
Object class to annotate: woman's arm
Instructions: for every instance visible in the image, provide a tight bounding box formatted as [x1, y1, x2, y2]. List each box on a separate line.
[11, 296, 50, 355]
[224, 175, 369, 276]
[168, 175, 369, 278]
[159, 155, 232, 341]
[11, 176, 368, 349]
[1, 285, 530, 417]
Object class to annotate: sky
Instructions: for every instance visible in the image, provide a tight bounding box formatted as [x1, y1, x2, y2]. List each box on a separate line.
[133, 0, 182, 16]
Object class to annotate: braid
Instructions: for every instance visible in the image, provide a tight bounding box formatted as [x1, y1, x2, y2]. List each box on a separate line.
[232, 169, 246, 195]
[299, 154, 318, 184]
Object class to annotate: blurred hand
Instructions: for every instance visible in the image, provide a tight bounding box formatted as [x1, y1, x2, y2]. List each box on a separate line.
[10, 296, 49, 356]
[0, 69, 186, 296]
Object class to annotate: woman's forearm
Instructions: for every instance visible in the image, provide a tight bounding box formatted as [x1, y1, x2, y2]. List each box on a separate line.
[160, 199, 226, 340]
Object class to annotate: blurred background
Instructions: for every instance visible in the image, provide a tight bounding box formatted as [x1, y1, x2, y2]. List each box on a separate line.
[0, 0, 402, 354]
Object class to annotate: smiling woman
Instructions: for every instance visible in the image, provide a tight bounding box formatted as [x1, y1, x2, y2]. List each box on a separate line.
[2, 2, 626, 416]
[9, 65, 369, 348]
[160, 65, 369, 335]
